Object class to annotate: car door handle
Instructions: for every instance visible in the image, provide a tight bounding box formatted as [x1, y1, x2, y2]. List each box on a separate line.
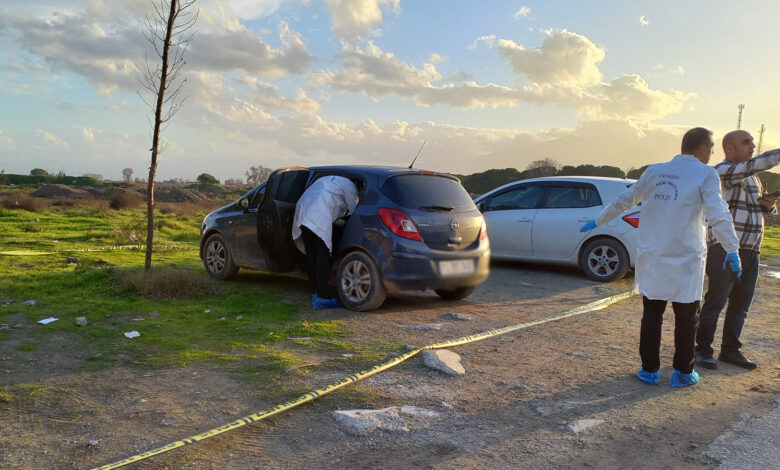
[518, 218, 532, 223]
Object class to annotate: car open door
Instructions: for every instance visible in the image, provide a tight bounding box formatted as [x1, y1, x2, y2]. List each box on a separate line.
[256, 167, 310, 272]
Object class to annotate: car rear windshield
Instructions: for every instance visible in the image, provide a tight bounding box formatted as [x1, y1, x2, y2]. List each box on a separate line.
[380, 174, 477, 212]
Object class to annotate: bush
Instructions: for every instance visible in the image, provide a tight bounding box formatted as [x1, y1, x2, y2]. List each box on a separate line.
[1, 192, 43, 211]
[110, 193, 142, 210]
[113, 268, 229, 299]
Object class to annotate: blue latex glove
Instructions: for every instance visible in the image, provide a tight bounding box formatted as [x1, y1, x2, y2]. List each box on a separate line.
[722, 252, 742, 279]
[579, 219, 597, 232]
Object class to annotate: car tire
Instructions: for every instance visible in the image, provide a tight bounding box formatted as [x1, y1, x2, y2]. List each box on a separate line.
[203, 233, 239, 280]
[580, 238, 629, 282]
[336, 251, 387, 312]
[435, 286, 475, 301]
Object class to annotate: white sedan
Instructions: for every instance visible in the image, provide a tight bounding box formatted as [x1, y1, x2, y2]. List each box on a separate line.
[474, 176, 640, 282]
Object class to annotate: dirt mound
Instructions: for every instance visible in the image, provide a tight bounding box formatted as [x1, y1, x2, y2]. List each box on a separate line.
[31, 184, 89, 198]
[86, 187, 146, 201]
[153, 187, 210, 203]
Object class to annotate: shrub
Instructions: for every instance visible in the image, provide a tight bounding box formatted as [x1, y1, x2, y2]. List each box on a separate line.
[1, 192, 43, 211]
[113, 268, 229, 298]
[110, 193, 142, 210]
[110, 215, 147, 245]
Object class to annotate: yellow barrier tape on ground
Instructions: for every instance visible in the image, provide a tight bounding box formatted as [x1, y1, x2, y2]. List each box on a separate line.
[93, 289, 636, 470]
[0, 245, 197, 256]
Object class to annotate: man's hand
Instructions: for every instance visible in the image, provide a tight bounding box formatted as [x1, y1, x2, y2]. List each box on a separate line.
[579, 220, 597, 232]
[723, 252, 742, 279]
[759, 194, 779, 210]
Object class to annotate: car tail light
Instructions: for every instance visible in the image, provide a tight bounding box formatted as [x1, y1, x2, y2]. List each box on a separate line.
[378, 208, 423, 241]
[622, 210, 640, 228]
[478, 214, 488, 240]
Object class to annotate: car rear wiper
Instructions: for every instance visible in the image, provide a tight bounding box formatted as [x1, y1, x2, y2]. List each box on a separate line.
[419, 205, 454, 212]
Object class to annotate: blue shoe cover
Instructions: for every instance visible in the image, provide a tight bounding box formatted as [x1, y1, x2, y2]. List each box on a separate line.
[670, 369, 699, 387]
[312, 295, 341, 310]
[637, 368, 660, 385]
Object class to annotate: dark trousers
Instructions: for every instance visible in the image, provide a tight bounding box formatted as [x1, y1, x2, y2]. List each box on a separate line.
[639, 296, 700, 374]
[301, 226, 332, 298]
[696, 245, 759, 356]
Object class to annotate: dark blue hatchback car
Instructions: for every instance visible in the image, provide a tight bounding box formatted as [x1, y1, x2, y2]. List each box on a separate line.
[200, 166, 490, 311]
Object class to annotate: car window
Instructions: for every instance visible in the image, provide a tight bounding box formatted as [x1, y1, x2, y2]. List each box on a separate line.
[273, 171, 309, 203]
[381, 174, 476, 212]
[250, 183, 266, 209]
[485, 185, 544, 211]
[543, 185, 602, 208]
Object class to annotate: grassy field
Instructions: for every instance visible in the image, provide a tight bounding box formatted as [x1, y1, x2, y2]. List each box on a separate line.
[763, 224, 780, 256]
[0, 203, 399, 389]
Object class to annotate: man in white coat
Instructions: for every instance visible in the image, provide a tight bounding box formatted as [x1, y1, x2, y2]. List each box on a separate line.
[292, 175, 358, 310]
[580, 127, 742, 387]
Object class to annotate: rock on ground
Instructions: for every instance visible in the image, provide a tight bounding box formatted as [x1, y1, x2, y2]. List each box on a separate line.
[421, 349, 465, 376]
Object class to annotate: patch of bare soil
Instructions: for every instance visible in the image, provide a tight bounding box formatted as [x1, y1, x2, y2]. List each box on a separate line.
[1, 258, 778, 469]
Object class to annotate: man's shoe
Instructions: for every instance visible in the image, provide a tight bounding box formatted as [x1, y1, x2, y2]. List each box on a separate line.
[670, 369, 700, 387]
[695, 352, 717, 370]
[312, 295, 341, 310]
[637, 368, 660, 385]
[718, 350, 757, 370]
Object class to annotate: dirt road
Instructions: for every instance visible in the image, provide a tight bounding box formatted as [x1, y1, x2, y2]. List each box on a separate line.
[2, 258, 778, 469]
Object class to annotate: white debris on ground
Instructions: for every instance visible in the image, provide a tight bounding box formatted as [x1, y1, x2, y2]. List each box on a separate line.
[421, 349, 465, 376]
[124, 331, 141, 339]
[441, 312, 474, 321]
[332, 405, 441, 435]
[75, 317, 88, 326]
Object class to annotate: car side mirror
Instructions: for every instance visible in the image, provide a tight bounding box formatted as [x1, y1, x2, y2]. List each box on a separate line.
[238, 197, 250, 210]
[477, 201, 487, 213]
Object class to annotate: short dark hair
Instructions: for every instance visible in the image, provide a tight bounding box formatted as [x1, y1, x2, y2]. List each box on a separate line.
[681, 127, 713, 154]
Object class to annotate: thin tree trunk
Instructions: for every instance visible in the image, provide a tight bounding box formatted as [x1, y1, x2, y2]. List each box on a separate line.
[145, 0, 178, 271]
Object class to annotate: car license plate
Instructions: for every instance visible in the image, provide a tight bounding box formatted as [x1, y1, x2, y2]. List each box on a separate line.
[439, 259, 475, 277]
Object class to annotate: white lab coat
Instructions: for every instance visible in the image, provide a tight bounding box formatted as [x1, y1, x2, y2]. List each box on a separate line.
[292, 175, 358, 254]
[596, 155, 739, 303]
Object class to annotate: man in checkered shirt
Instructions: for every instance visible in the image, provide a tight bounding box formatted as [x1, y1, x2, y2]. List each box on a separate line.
[695, 130, 780, 370]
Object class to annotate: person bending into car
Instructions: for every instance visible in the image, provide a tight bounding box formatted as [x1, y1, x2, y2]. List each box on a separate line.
[694, 130, 780, 371]
[292, 175, 358, 310]
[580, 127, 741, 387]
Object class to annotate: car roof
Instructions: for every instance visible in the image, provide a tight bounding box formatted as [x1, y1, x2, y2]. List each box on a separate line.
[309, 165, 437, 177]
[475, 175, 637, 199]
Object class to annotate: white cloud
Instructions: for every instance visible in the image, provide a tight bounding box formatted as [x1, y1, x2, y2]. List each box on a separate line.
[498, 29, 605, 87]
[78, 126, 96, 142]
[581, 74, 690, 121]
[36, 130, 70, 150]
[428, 53, 447, 64]
[468, 35, 496, 50]
[513, 6, 531, 19]
[639, 15, 649, 26]
[677, 65, 685, 75]
[325, 0, 401, 43]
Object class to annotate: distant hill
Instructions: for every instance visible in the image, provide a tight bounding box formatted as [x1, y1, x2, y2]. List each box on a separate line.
[456, 164, 630, 195]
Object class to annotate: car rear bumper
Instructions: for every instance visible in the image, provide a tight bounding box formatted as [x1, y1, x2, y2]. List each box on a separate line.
[380, 242, 491, 291]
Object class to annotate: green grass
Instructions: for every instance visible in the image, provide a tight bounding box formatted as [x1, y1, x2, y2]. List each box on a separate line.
[763, 225, 780, 256]
[0, 204, 372, 385]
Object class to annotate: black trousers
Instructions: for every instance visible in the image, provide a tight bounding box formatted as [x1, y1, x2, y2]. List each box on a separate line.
[639, 296, 700, 374]
[696, 245, 760, 356]
[301, 226, 332, 298]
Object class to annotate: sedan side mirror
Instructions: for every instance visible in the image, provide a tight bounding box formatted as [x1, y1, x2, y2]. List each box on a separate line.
[477, 201, 486, 213]
[238, 197, 250, 210]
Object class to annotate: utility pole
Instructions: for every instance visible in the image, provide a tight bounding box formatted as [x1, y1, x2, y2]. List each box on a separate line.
[736, 104, 745, 129]
[756, 124, 766, 155]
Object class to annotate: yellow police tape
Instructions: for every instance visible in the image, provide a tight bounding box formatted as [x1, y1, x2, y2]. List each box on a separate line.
[94, 289, 636, 470]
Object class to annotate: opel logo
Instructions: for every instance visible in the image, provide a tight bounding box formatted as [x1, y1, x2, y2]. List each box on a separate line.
[449, 220, 459, 231]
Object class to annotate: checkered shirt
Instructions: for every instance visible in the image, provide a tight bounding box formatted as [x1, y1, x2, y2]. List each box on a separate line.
[707, 149, 780, 251]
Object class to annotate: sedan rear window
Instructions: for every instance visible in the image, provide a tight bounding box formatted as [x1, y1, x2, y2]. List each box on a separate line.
[381, 174, 476, 212]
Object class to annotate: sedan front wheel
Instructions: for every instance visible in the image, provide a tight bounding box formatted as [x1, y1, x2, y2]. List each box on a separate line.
[203, 234, 239, 280]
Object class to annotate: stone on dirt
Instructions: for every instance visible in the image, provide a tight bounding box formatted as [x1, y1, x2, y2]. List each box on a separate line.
[396, 323, 443, 331]
[442, 312, 474, 321]
[332, 407, 408, 435]
[566, 418, 605, 434]
[75, 317, 88, 326]
[421, 349, 465, 376]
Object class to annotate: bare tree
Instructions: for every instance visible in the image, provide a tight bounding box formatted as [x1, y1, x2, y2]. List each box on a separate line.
[137, 0, 198, 271]
[245, 165, 273, 186]
[122, 167, 134, 182]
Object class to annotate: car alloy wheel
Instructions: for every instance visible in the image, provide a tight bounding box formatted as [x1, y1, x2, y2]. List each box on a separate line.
[203, 234, 238, 280]
[336, 251, 387, 311]
[580, 238, 629, 282]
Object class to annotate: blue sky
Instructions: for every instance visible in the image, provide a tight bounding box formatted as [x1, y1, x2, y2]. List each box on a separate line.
[1, 0, 779, 181]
